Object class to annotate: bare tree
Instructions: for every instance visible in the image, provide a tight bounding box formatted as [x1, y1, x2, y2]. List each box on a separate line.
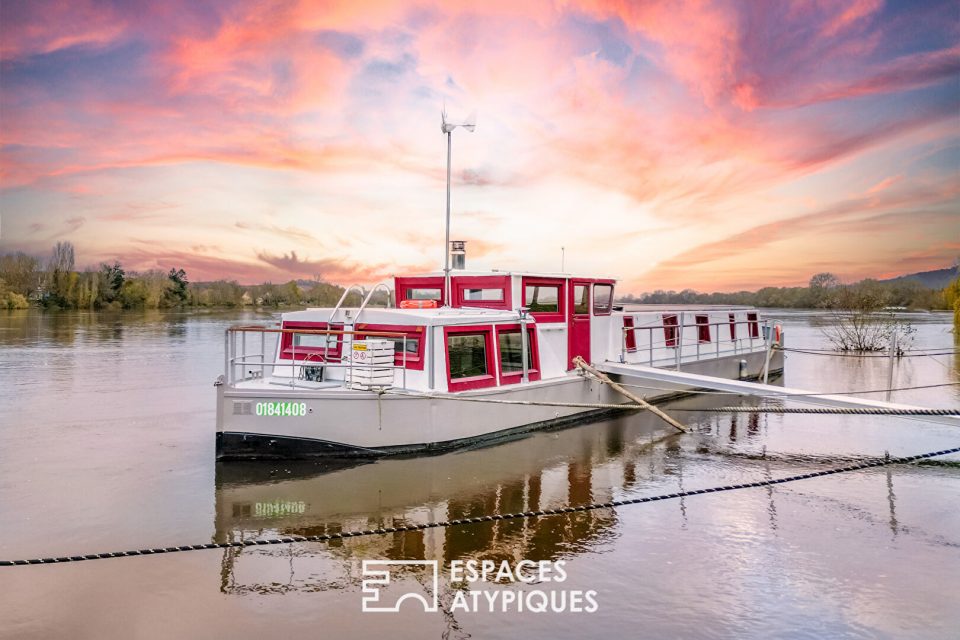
[49, 241, 75, 274]
[0, 252, 42, 295]
[809, 272, 840, 289]
[822, 280, 914, 353]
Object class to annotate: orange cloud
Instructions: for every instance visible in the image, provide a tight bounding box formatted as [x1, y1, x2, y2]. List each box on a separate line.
[2, 0, 957, 293]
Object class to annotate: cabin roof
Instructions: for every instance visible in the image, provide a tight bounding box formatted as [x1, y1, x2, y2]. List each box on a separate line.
[287, 306, 522, 326]
[404, 269, 618, 281]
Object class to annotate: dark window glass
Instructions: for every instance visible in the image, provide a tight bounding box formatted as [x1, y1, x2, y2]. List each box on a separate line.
[663, 314, 678, 347]
[525, 285, 559, 312]
[696, 314, 711, 343]
[593, 284, 613, 314]
[448, 334, 488, 379]
[294, 332, 338, 349]
[498, 330, 534, 373]
[624, 316, 636, 351]
[573, 285, 589, 314]
[463, 288, 503, 301]
[372, 335, 419, 354]
[407, 288, 441, 300]
[747, 312, 760, 338]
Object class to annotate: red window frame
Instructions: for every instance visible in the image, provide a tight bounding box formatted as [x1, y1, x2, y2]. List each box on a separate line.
[592, 281, 615, 316]
[494, 324, 541, 384]
[663, 314, 679, 347]
[623, 316, 637, 352]
[280, 322, 343, 361]
[728, 313, 737, 340]
[696, 314, 711, 343]
[443, 325, 497, 391]
[747, 312, 760, 338]
[522, 277, 566, 323]
[452, 275, 512, 310]
[395, 276, 445, 307]
[354, 323, 426, 370]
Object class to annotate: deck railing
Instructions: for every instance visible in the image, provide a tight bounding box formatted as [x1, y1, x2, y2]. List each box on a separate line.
[224, 325, 411, 390]
[620, 316, 773, 369]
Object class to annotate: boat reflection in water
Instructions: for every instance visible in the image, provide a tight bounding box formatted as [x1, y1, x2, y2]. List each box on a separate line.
[212, 393, 775, 597]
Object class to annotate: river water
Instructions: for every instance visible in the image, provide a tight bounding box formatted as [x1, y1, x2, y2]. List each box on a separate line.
[0, 309, 958, 639]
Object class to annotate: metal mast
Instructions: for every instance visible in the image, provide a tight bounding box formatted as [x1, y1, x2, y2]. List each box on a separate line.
[440, 110, 475, 307]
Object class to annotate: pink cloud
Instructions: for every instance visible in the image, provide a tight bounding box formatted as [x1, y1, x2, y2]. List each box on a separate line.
[0, 0, 129, 60]
[1, 0, 957, 292]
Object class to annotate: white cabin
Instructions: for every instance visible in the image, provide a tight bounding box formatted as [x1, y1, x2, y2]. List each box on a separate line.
[265, 271, 769, 393]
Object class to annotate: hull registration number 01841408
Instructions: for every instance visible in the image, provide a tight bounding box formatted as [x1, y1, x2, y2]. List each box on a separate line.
[255, 401, 308, 417]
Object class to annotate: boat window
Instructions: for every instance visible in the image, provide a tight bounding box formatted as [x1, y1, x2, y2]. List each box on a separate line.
[448, 334, 488, 379]
[593, 284, 613, 315]
[498, 330, 534, 374]
[573, 285, 589, 314]
[624, 316, 637, 352]
[525, 285, 559, 312]
[407, 288, 441, 301]
[463, 288, 504, 302]
[696, 314, 711, 343]
[355, 324, 425, 370]
[747, 312, 760, 338]
[374, 335, 419, 354]
[281, 322, 344, 361]
[293, 332, 338, 350]
[728, 313, 737, 340]
[663, 314, 678, 347]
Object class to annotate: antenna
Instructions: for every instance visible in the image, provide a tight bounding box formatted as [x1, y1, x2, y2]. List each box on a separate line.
[440, 108, 477, 305]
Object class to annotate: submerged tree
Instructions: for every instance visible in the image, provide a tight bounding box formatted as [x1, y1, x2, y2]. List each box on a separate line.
[821, 280, 914, 353]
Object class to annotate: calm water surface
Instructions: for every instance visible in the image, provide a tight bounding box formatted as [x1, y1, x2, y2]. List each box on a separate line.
[0, 309, 958, 639]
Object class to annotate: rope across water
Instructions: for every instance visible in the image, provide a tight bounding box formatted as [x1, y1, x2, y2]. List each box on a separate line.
[3, 446, 958, 567]
[384, 391, 959, 417]
[674, 407, 960, 416]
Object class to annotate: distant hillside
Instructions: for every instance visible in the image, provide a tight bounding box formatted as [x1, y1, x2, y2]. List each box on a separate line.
[880, 266, 957, 290]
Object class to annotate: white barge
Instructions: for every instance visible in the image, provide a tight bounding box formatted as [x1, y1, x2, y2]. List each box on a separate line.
[215, 270, 784, 459]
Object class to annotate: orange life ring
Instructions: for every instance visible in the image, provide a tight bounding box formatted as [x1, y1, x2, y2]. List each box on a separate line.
[400, 299, 438, 309]
[774, 324, 782, 343]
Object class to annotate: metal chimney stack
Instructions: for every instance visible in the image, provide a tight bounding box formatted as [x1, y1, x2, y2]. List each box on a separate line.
[451, 240, 466, 270]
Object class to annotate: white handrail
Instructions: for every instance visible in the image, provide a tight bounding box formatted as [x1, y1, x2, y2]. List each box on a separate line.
[328, 284, 366, 323]
[357, 282, 394, 320]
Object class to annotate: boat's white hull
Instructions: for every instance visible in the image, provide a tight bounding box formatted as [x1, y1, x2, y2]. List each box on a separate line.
[216, 350, 781, 459]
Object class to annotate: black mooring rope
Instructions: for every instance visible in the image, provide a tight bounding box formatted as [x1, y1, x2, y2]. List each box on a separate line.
[676, 407, 960, 416]
[2, 446, 958, 568]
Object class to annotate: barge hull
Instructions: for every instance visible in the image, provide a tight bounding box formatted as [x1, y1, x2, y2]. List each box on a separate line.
[216, 350, 782, 460]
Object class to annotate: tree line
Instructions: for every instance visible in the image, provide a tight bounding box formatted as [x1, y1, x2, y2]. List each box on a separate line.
[620, 272, 959, 313]
[0, 242, 375, 310]
[2, 245, 957, 323]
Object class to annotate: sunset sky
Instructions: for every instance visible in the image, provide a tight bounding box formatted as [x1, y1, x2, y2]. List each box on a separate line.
[1, 0, 958, 293]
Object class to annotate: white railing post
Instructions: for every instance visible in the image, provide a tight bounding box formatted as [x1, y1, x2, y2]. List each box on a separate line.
[648, 326, 653, 365]
[676, 312, 684, 370]
[224, 329, 231, 384]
